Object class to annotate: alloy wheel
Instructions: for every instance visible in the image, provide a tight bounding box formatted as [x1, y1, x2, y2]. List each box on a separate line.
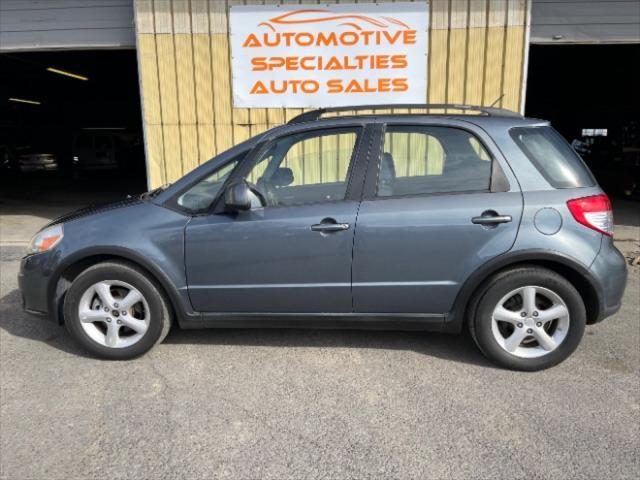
[78, 280, 150, 349]
[491, 285, 570, 358]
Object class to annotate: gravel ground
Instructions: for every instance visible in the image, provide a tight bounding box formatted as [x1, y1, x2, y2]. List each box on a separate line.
[1, 196, 638, 480]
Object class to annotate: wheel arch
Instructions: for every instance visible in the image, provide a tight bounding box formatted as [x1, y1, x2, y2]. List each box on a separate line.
[445, 250, 604, 333]
[49, 247, 191, 326]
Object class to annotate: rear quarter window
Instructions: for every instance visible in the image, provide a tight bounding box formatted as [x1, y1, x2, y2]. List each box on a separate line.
[510, 126, 595, 188]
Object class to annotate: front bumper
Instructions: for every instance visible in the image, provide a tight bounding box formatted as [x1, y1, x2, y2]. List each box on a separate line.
[18, 250, 59, 322]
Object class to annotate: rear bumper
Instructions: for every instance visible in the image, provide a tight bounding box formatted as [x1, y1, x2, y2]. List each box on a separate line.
[589, 238, 628, 324]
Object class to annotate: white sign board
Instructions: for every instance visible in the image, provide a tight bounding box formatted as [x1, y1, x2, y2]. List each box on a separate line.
[230, 2, 428, 108]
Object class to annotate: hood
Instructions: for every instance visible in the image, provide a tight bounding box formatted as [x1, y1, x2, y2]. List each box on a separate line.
[45, 196, 142, 228]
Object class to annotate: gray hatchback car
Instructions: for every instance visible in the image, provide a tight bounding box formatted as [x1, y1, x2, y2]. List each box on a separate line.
[19, 104, 628, 370]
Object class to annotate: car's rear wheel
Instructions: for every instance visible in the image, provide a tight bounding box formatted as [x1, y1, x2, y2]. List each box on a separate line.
[469, 266, 586, 371]
[64, 261, 171, 359]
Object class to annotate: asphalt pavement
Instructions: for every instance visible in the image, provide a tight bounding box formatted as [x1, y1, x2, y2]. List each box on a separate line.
[1, 193, 638, 479]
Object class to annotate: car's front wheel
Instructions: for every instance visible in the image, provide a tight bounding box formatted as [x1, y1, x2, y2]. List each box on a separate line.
[469, 266, 586, 371]
[63, 261, 172, 359]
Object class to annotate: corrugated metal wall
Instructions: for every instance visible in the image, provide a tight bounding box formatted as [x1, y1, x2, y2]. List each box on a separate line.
[134, 0, 530, 188]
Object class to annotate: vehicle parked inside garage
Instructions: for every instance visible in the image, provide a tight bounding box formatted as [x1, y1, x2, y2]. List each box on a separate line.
[17, 151, 58, 173]
[18, 104, 628, 371]
[71, 129, 144, 175]
[72, 132, 118, 172]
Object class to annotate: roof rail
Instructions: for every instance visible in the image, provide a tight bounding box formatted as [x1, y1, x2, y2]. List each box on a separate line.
[287, 103, 522, 124]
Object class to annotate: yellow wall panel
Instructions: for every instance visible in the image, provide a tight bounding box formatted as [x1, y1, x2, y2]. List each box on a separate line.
[447, 28, 468, 105]
[197, 124, 216, 165]
[145, 124, 165, 187]
[192, 34, 214, 125]
[210, 34, 233, 154]
[162, 125, 182, 182]
[466, 27, 487, 105]
[137, 35, 162, 125]
[180, 125, 200, 174]
[503, 25, 526, 112]
[155, 35, 179, 124]
[484, 26, 506, 108]
[174, 35, 197, 125]
[428, 29, 448, 105]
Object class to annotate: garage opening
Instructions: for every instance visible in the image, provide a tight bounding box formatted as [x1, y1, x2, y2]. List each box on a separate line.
[525, 44, 640, 200]
[0, 50, 146, 217]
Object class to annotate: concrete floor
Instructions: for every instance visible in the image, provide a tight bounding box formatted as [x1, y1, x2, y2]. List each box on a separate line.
[1, 188, 639, 479]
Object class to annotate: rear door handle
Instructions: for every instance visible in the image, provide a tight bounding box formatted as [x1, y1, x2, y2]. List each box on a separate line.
[311, 218, 350, 233]
[471, 211, 512, 225]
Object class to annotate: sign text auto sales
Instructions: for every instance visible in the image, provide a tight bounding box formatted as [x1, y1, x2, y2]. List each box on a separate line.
[230, 3, 428, 108]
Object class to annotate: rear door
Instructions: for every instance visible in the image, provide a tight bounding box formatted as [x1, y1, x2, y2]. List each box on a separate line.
[352, 121, 523, 315]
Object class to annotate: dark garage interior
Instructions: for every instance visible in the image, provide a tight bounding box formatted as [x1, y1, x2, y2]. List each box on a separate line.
[526, 44, 640, 200]
[0, 50, 147, 212]
[1, 45, 638, 217]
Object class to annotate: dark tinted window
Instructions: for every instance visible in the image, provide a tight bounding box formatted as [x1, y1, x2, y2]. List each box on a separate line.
[510, 126, 595, 188]
[377, 126, 492, 197]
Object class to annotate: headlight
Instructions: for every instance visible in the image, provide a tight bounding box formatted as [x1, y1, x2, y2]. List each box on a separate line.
[29, 224, 64, 254]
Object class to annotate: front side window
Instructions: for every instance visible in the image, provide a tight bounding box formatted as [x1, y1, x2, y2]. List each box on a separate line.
[377, 126, 492, 197]
[243, 128, 360, 207]
[177, 156, 242, 212]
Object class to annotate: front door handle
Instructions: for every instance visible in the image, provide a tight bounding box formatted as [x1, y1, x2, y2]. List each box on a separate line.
[471, 211, 512, 225]
[311, 218, 350, 233]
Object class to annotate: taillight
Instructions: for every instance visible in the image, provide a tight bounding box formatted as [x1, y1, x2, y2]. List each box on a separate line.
[567, 194, 613, 237]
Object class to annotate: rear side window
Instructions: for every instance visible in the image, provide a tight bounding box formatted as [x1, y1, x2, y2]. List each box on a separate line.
[377, 126, 492, 197]
[510, 126, 595, 188]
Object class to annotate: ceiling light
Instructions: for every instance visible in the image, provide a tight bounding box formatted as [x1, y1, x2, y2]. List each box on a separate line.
[9, 97, 41, 105]
[46, 67, 89, 81]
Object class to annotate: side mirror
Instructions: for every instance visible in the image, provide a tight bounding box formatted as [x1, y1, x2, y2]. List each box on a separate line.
[224, 181, 252, 212]
[271, 167, 294, 187]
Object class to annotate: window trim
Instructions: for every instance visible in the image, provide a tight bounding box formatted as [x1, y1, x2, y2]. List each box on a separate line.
[212, 125, 368, 212]
[365, 123, 503, 200]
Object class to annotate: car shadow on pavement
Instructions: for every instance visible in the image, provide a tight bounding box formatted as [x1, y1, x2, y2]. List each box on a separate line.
[1, 287, 491, 367]
[163, 326, 493, 367]
[0, 289, 94, 358]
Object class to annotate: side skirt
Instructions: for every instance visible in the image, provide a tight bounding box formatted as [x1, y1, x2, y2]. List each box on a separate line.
[182, 312, 447, 332]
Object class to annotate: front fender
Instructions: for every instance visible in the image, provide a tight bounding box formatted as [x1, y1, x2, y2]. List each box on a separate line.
[48, 245, 198, 325]
[42, 201, 196, 325]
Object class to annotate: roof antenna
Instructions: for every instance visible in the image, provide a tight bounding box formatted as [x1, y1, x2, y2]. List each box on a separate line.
[489, 94, 505, 107]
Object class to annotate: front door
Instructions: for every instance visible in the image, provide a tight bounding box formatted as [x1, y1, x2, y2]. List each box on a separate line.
[352, 123, 523, 314]
[185, 126, 368, 313]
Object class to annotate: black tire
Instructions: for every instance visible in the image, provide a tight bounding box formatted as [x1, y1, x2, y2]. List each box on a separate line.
[63, 261, 172, 360]
[468, 266, 586, 371]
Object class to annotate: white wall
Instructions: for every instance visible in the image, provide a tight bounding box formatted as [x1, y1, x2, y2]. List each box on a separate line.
[0, 0, 135, 51]
[531, 0, 640, 44]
